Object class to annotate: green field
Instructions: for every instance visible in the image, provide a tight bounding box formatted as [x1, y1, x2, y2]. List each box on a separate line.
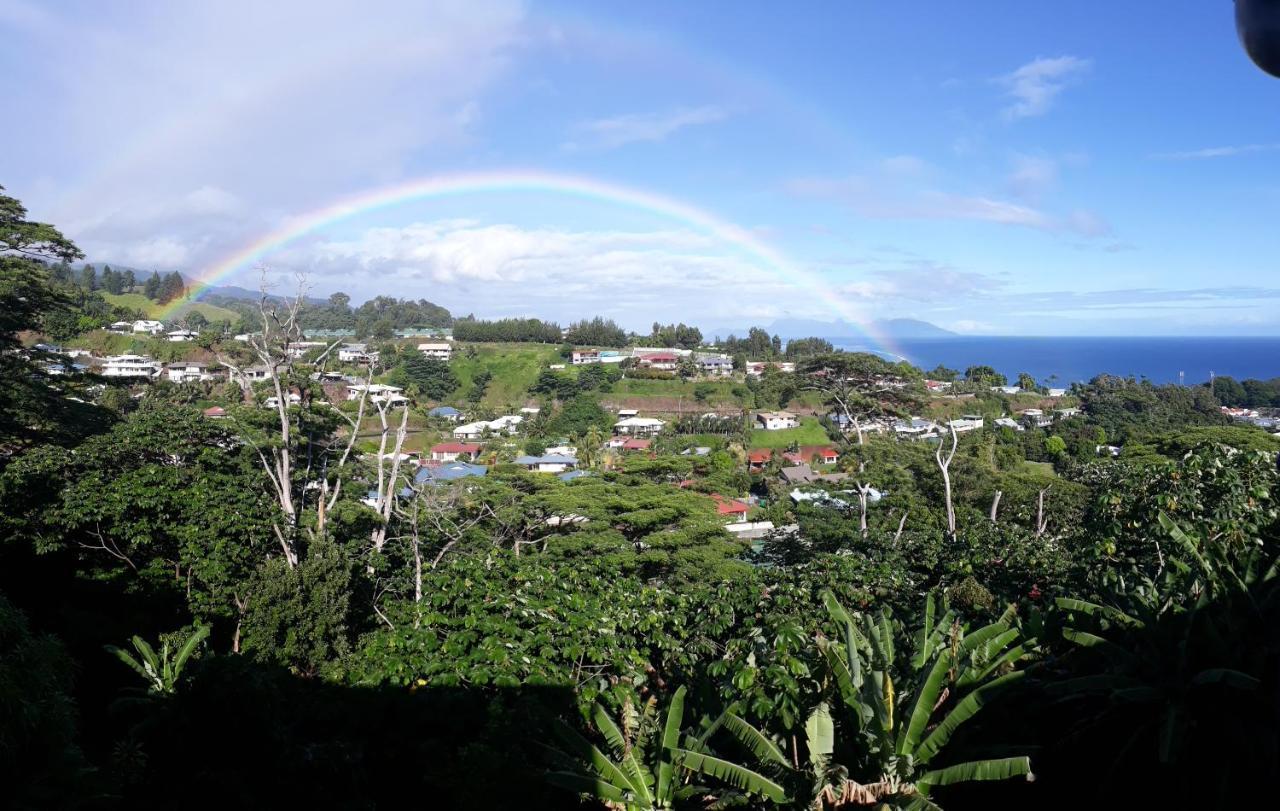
[449, 343, 563, 408]
[103, 292, 240, 324]
[748, 416, 832, 449]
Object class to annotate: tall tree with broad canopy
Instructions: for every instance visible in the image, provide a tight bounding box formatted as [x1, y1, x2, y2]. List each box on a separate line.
[799, 352, 924, 445]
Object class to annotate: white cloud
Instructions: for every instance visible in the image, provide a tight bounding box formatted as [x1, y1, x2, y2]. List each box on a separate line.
[287, 220, 825, 326]
[1006, 154, 1058, 202]
[1151, 143, 1280, 160]
[567, 106, 729, 150]
[999, 56, 1091, 120]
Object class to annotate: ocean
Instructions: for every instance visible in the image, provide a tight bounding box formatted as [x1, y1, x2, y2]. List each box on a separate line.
[831, 336, 1280, 386]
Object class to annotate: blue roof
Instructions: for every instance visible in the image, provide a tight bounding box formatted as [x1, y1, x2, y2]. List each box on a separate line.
[558, 470, 593, 482]
[428, 406, 461, 416]
[405, 462, 488, 493]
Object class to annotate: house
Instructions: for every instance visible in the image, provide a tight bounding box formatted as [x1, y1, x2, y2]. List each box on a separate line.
[680, 446, 713, 457]
[408, 461, 487, 489]
[636, 352, 679, 371]
[894, 418, 938, 440]
[614, 416, 665, 436]
[519, 406, 541, 415]
[416, 342, 452, 361]
[993, 385, 1022, 395]
[453, 421, 490, 441]
[571, 349, 601, 365]
[545, 444, 577, 456]
[994, 417, 1024, 431]
[338, 343, 379, 364]
[347, 384, 405, 403]
[427, 406, 463, 422]
[1054, 407, 1082, 420]
[698, 355, 734, 377]
[430, 442, 481, 462]
[747, 448, 773, 472]
[780, 464, 849, 485]
[782, 446, 840, 466]
[947, 415, 985, 433]
[925, 379, 953, 393]
[238, 365, 272, 383]
[203, 406, 227, 419]
[746, 362, 796, 376]
[620, 438, 652, 452]
[132, 320, 164, 335]
[108, 321, 133, 333]
[1097, 445, 1123, 457]
[549, 364, 566, 370]
[514, 454, 578, 474]
[166, 330, 198, 342]
[617, 408, 640, 420]
[487, 415, 524, 434]
[264, 392, 302, 409]
[755, 411, 798, 431]
[102, 355, 160, 378]
[558, 469, 593, 483]
[711, 495, 750, 523]
[724, 521, 777, 541]
[285, 341, 327, 359]
[1047, 388, 1068, 398]
[1019, 409, 1052, 428]
[165, 361, 219, 383]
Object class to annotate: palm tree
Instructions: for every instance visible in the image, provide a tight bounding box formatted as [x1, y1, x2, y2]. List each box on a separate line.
[105, 624, 209, 695]
[545, 686, 788, 809]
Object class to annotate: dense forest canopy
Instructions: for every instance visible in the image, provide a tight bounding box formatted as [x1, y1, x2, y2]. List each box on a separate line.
[2, 185, 1279, 809]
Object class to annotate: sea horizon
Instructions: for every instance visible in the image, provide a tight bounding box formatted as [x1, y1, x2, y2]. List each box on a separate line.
[830, 335, 1280, 386]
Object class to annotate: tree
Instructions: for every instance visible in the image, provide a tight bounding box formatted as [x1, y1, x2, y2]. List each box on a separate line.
[927, 364, 959, 382]
[328, 291, 351, 310]
[185, 310, 209, 331]
[1044, 435, 1067, 456]
[394, 350, 458, 401]
[122, 268, 136, 291]
[565, 316, 627, 347]
[78, 264, 97, 291]
[1016, 371, 1039, 393]
[143, 272, 161, 299]
[965, 365, 1007, 387]
[799, 352, 924, 444]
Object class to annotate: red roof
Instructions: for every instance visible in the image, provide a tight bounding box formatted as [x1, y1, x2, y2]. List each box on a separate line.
[622, 438, 651, 450]
[711, 495, 749, 515]
[747, 449, 773, 463]
[203, 406, 226, 417]
[640, 352, 678, 361]
[431, 442, 481, 454]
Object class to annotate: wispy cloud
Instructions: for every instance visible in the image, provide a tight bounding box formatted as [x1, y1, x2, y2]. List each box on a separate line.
[999, 56, 1091, 120]
[566, 105, 728, 150]
[1150, 143, 1280, 160]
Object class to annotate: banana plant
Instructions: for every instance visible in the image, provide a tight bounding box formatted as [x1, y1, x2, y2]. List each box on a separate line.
[545, 685, 789, 809]
[813, 591, 1033, 809]
[105, 624, 209, 695]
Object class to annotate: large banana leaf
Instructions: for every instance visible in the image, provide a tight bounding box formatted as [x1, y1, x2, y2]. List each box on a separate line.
[655, 686, 686, 802]
[544, 771, 630, 804]
[549, 719, 640, 801]
[805, 702, 834, 773]
[913, 671, 1025, 765]
[1061, 628, 1140, 668]
[171, 624, 209, 683]
[676, 750, 789, 803]
[916, 755, 1032, 791]
[1053, 597, 1142, 628]
[898, 648, 953, 756]
[722, 713, 788, 767]
[104, 645, 158, 689]
[593, 703, 653, 804]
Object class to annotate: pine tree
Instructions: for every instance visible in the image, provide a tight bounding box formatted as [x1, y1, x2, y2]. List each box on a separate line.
[79, 264, 97, 290]
[143, 272, 161, 300]
[122, 269, 136, 292]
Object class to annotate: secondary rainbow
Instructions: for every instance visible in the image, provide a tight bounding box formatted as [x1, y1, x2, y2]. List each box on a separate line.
[164, 169, 899, 354]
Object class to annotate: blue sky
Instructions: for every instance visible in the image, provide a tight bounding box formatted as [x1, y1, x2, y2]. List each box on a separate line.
[3, 0, 1279, 340]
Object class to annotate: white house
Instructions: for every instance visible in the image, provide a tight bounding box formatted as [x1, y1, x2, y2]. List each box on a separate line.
[416, 342, 452, 361]
[102, 355, 160, 378]
[453, 421, 490, 442]
[993, 385, 1022, 395]
[238, 365, 273, 383]
[430, 442, 481, 462]
[994, 417, 1024, 431]
[571, 349, 626, 365]
[947, 415, 985, 433]
[755, 411, 798, 431]
[1020, 409, 1052, 428]
[108, 321, 133, 333]
[132, 320, 164, 335]
[285, 341, 327, 359]
[514, 454, 578, 474]
[698, 355, 734, 377]
[165, 362, 219, 383]
[746, 362, 796, 377]
[166, 330, 198, 342]
[264, 392, 302, 409]
[1047, 388, 1068, 398]
[346, 383, 404, 402]
[487, 415, 524, 434]
[338, 343, 379, 364]
[614, 416, 665, 437]
[894, 418, 938, 440]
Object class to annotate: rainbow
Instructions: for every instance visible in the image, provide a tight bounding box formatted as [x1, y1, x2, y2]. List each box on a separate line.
[162, 169, 899, 354]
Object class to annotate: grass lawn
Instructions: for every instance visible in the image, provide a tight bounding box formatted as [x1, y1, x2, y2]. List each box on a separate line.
[1020, 461, 1057, 477]
[103, 292, 239, 324]
[749, 416, 833, 449]
[450, 342, 563, 408]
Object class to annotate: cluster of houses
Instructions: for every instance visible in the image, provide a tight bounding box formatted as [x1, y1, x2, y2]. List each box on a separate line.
[822, 405, 1083, 443]
[924, 379, 1069, 398]
[568, 346, 795, 379]
[1222, 405, 1280, 434]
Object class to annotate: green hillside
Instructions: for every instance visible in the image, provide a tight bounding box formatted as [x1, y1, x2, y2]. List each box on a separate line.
[102, 292, 239, 324]
[449, 342, 563, 407]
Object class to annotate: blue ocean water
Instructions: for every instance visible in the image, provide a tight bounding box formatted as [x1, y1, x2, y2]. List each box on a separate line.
[832, 337, 1280, 386]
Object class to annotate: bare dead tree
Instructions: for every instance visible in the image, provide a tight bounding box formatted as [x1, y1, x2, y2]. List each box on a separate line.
[1035, 486, 1051, 538]
[936, 422, 958, 538]
[989, 490, 1003, 523]
[893, 510, 909, 542]
[368, 398, 411, 554]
